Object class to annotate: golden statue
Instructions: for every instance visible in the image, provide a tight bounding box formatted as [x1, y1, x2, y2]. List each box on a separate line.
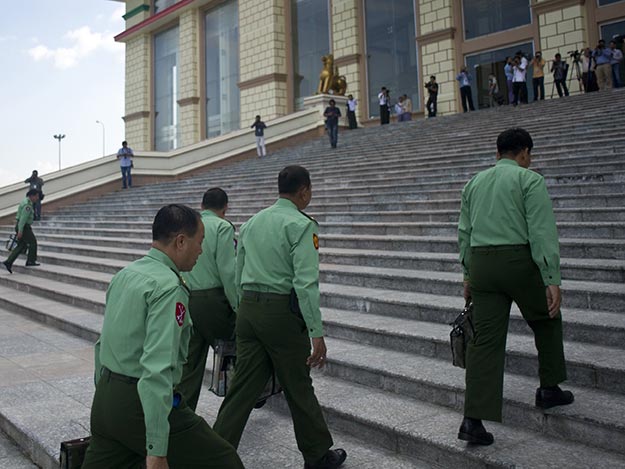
[317, 54, 347, 96]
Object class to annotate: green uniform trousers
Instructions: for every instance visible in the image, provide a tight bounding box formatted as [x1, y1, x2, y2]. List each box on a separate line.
[5, 224, 37, 266]
[464, 245, 567, 422]
[177, 288, 236, 411]
[213, 293, 333, 464]
[82, 368, 244, 469]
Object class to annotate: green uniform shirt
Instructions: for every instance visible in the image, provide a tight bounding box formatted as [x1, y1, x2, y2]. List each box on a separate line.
[16, 198, 34, 232]
[183, 210, 238, 310]
[236, 198, 323, 337]
[94, 248, 192, 457]
[458, 158, 561, 286]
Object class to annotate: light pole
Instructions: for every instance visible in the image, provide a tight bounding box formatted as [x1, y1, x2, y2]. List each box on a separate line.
[53, 134, 66, 170]
[96, 120, 105, 156]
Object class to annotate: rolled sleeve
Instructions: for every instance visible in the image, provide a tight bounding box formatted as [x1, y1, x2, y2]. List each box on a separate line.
[291, 223, 323, 338]
[137, 286, 187, 456]
[525, 176, 561, 285]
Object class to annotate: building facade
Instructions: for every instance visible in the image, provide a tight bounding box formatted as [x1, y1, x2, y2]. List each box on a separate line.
[112, 0, 625, 151]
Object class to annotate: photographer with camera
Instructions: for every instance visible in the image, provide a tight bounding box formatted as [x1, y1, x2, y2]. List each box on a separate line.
[425, 76, 439, 117]
[551, 53, 569, 98]
[530, 51, 546, 101]
[581, 48, 599, 92]
[593, 39, 613, 90]
[512, 51, 528, 105]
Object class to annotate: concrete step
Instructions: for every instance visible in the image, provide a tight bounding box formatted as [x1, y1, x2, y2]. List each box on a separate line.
[319, 263, 625, 313]
[321, 335, 625, 454]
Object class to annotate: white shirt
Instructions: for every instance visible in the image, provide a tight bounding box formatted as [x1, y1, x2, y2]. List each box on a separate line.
[117, 146, 133, 168]
[347, 99, 357, 112]
[513, 57, 528, 83]
[378, 92, 387, 105]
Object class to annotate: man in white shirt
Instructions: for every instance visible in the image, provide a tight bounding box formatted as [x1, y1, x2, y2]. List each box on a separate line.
[377, 87, 390, 125]
[512, 51, 529, 105]
[346, 95, 358, 129]
[610, 41, 623, 89]
[116, 141, 134, 189]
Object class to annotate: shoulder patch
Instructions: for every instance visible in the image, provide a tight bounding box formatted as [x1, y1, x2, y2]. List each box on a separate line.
[313, 233, 319, 250]
[25, 206, 31, 212]
[298, 210, 319, 226]
[175, 302, 186, 327]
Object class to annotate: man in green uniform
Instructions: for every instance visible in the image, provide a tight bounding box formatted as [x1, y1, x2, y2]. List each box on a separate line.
[3, 189, 41, 273]
[457, 128, 573, 446]
[178, 188, 238, 411]
[213, 166, 347, 469]
[82, 204, 243, 469]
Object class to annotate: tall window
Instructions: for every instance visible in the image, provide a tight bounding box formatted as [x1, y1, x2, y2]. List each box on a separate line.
[205, 0, 240, 138]
[291, 0, 330, 109]
[365, 0, 419, 117]
[463, 0, 531, 39]
[154, 26, 179, 151]
[154, 0, 176, 14]
[598, 0, 624, 5]
[601, 20, 625, 86]
[465, 43, 534, 108]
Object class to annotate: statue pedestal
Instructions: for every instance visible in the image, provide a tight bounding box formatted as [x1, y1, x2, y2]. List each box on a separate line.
[303, 94, 349, 127]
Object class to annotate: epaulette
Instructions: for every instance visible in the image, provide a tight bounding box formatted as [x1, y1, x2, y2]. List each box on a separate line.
[298, 210, 319, 226]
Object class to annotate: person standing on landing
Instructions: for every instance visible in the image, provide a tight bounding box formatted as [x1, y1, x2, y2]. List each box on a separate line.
[251, 115, 267, 158]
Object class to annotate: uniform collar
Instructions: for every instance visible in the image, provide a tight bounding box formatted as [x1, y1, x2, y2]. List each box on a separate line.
[24, 198, 33, 206]
[201, 209, 220, 219]
[146, 247, 179, 274]
[275, 197, 299, 210]
[496, 158, 520, 167]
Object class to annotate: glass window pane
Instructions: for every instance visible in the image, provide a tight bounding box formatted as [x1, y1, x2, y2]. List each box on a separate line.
[205, 0, 240, 139]
[463, 0, 531, 40]
[154, 26, 180, 151]
[291, 0, 330, 109]
[598, 0, 624, 5]
[465, 42, 534, 109]
[154, 0, 176, 14]
[365, 0, 419, 118]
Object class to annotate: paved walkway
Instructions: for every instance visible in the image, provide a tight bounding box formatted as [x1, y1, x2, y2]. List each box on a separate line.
[0, 307, 426, 468]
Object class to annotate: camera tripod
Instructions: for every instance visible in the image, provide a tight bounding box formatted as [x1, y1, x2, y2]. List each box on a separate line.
[567, 57, 584, 93]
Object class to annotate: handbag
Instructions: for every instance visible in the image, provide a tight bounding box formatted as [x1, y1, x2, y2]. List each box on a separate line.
[59, 436, 91, 468]
[450, 301, 474, 369]
[5, 234, 17, 251]
[210, 339, 282, 403]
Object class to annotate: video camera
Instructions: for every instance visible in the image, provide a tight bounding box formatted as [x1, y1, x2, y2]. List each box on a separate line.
[567, 50, 581, 61]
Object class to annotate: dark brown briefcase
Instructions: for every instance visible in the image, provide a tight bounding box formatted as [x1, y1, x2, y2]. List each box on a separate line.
[59, 436, 90, 469]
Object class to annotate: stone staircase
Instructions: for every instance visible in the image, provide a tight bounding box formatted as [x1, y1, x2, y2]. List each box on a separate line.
[1, 89, 625, 468]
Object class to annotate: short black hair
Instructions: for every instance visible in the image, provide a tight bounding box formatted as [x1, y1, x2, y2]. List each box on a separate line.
[255, 115, 261, 119]
[329, 99, 336, 105]
[122, 141, 128, 145]
[278, 165, 311, 195]
[26, 189, 39, 197]
[202, 188, 228, 210]
[497, 128, 534, 157]
[555, 53, 561, 58]
[152, 204, 201, 243]
[430, 75, 436, 80]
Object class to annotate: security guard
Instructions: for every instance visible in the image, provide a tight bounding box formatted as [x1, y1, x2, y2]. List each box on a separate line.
[177, 188, 237, 411]
[457, 128, 573, 446]
[213, 166, 347, 469]
[3, 189, 41, 273]
[82, 204, 243, 469]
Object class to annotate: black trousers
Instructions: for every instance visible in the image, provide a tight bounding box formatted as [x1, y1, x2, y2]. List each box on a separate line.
[533, 77, 545, 100]
[426, 94, 437, 117]
[5, 224, 37, 266]
[347, 110, 357, 129]
[460, 86, 474, 112]
[513, 82, 528, 105]
[555, 79, 569, 97]
[379, 105, 390, 125]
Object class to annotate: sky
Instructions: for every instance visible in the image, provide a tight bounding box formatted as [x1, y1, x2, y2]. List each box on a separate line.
[0, 0, 126, 187]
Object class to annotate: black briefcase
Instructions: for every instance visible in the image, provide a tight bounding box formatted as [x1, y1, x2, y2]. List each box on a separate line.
[450, 301, 474, 369]
[5, 234, 17, 251]
[59, 436, 90, 469]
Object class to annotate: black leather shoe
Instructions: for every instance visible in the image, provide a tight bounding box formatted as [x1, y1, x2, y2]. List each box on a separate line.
[535, 386, 574, 409]
[458, 417, 494, 445]
[25, 262, 41, 267]
[2, 261, 12, 274]
[304, 449, 347, 469]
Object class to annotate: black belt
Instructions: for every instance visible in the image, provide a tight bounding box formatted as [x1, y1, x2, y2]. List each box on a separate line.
[190, 287, 224, 297]
[472, 244, 528, 252]
[101, 367, 139, 384]
[242, 291, 289, 301]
